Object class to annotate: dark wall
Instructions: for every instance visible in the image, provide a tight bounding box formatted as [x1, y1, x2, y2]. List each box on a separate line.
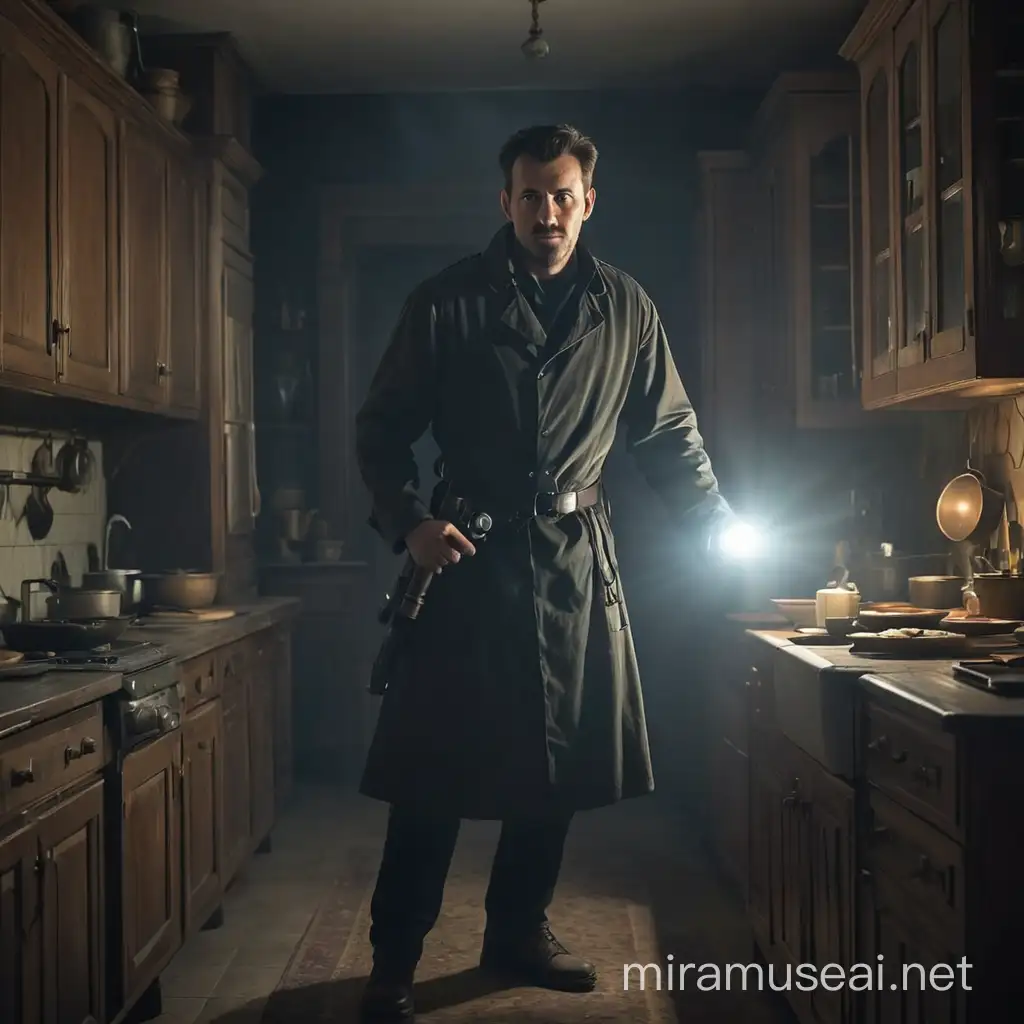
[251, 88, 760, 409]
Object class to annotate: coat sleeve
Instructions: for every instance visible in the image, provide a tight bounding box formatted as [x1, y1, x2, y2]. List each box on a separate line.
[354, 285, 437, 553]
[621, 291, 735, 544]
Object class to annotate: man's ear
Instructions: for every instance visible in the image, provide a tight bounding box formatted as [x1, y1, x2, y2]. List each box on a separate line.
[583, 187, 596, 221]
[500, 190, 512, 222]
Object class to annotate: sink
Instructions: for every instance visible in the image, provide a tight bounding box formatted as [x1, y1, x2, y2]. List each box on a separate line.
[772, 645, 857, 778]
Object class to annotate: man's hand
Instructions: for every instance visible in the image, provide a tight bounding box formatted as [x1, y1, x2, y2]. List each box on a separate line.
[405, 519, 477, 573]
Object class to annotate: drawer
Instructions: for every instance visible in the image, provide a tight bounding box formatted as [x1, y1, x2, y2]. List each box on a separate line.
[182, 652, 219, 713]
[865, 787, 964, 929]
[863, 701, 959, 835]
[0, 704, 105, 816]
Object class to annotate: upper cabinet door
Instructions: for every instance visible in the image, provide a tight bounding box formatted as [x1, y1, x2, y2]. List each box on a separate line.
[167, 157, 202, 413]
[926, 0, 973, 362]
[120, 120, 168, 405]
[860, 39, 898, 407]
[894, 0, 929, 373]
[60, 75, 119, 394]
[0, 22, 58, 382]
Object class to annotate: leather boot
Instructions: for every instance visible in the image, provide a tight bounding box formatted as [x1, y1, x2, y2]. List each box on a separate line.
[359, 962, 415, 1021]
[480, 922, 597, 992]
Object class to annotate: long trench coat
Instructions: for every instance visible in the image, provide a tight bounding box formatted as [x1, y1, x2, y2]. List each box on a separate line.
[355, 225, 732, 820]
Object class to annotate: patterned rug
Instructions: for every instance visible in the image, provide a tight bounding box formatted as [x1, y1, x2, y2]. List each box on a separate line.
[264, 816, 677, 1023]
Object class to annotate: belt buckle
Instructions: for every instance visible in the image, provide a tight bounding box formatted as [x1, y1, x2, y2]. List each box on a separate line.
[533, 490, 576, 517]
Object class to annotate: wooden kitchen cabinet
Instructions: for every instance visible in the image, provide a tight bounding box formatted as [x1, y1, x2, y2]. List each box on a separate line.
[248, 633, 275, 850]
[749, 724, 854, 1024]
[37, 779, 106, 1024]
[842, 0, 1024, 406]
[0, 18, 63, 386]
[749, 73, 871, 429]
[167, 154, 204, 413]
[61, 75, 119, 396]
[182, 698, 223, 935]
[0, 824, 43, 1024]
[0, 781, 106, 1024]
[0, 0, 203, 414]
[272, 625, 294, 806]
[120, 120, 168, 407]
[220, 642, 252, 883]
[119, 730, 182, 1009]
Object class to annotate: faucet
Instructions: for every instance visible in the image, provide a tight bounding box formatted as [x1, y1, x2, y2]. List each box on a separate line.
[104, 514, 132, 570]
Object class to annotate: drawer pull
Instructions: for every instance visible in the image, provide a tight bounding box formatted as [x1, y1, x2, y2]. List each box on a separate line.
[63, 737, 97, 764]
[11, 761, 35, 786]
[914, 764, 941, 787]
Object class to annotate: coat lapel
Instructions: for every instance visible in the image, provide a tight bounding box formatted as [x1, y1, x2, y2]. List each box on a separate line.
[483, 225, 608, 359]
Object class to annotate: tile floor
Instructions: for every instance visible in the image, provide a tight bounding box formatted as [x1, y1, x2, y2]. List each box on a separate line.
[147, 784, 794, 1024]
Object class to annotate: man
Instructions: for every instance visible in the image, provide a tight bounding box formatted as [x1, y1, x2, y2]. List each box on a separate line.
[354, 124, 733, 1021]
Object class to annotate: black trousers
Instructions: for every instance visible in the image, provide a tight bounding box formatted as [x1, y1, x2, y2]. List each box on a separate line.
[368, 803, 573, 967]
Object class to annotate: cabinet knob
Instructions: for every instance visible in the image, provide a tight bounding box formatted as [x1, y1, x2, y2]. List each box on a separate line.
[81, 736, 96, 754]
[157, 361, 172, 377]
[11, 761, 35, 785]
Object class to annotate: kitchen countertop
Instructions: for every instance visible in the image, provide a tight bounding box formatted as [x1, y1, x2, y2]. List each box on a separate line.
[747, 627, 1024, 724]
[0, 597, 300, 738]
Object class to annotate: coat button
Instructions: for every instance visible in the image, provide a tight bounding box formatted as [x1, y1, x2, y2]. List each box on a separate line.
[537, 370, 545, 379]
[528, 471, 535, 478]
[540, 428, 550, 436]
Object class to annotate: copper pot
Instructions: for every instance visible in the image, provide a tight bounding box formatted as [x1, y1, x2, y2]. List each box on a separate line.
[967, 573, 1024, 620]
[908, 575, 966, 610]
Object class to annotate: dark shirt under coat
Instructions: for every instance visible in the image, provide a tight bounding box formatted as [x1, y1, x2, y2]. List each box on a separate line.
[355, 224, 732, 820]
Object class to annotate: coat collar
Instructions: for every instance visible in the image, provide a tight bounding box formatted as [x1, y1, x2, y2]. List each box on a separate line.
[483, 224, 606, 297]
[483, 225, 607, 355]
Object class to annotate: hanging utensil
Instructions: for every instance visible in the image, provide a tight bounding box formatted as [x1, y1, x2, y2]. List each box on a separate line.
[19, 438, 55, 541]
[936, 464, 1005, 544]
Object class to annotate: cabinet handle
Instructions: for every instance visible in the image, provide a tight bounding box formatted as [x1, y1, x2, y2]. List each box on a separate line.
[914, 763, 940, 786]
[157, 361, 172, 378]
[81, 736, 96, 754]
[11, 761, 34, 786]
[197, 740, 209, 751]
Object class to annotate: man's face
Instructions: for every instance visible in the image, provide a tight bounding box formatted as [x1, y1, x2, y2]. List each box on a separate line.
[500, 153, 596, 273]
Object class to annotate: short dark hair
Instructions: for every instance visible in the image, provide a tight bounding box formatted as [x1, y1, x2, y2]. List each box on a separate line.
[498, 124, 598, 193]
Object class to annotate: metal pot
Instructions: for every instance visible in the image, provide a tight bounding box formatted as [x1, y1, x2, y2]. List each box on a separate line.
[82, 569, 143, 614]
[936, 468, 1005, 544]
[908, 575, 966, 610]
[47, 588, 122, 621]
[966, 573, 1024, 620]
[141, 571, 220, 610]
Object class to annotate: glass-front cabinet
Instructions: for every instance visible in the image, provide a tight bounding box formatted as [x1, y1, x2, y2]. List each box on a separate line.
[749, 72, 871, 428]
[843, 0, 1024, 407]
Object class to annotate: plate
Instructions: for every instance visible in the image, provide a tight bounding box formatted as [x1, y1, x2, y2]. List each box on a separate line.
[940, 616, 1023, 636]
[848, 630, 969, 656]
[856, 608, 949, 631]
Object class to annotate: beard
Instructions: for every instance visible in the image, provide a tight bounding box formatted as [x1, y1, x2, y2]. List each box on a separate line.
[524, 228, 571, 265]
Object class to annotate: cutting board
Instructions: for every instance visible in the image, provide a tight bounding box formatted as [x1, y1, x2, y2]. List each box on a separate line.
[144, 609, 237, 624]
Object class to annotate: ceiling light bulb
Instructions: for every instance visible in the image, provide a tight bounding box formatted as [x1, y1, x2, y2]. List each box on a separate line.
[522, 33, 549, 59]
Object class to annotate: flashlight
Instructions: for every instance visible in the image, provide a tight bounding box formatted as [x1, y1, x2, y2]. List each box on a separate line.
[713, 518, 768, 561]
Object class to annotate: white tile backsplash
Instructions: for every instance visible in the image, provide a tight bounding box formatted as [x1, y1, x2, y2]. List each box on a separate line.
[0, 432, 105, 606]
